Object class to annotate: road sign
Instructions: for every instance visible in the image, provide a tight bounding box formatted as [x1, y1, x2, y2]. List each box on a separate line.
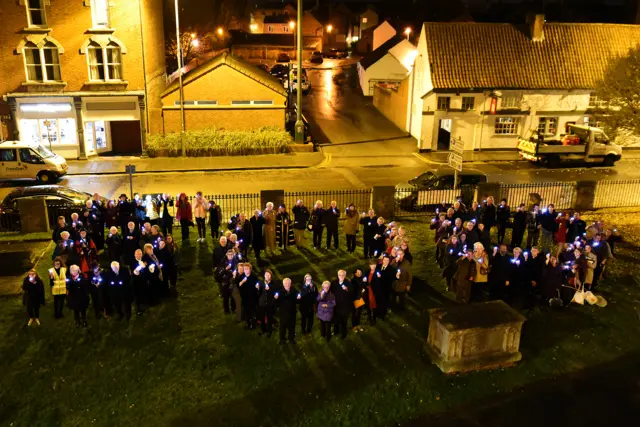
[448, 153, 462, 172]
[450, 137, 465, 155]
[125, 164, 136, 174]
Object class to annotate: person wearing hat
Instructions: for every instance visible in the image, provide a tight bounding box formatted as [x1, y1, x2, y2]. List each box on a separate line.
[117, 194, 134, 232]
[275, 204, 295, 251]
[292, 199, 310, 248]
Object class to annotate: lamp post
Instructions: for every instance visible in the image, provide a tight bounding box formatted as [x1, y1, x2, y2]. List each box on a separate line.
[404, 27, 412, 39]
[174, 0, 186, 157]
[294, 0, 304, 143]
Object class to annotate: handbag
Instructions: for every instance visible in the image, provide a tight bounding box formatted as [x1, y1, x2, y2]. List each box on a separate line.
[585, 291, 598, 305]
[353, 298, 365, 309]
[571, 281, 585, 305]
[549, 289, 563, 308]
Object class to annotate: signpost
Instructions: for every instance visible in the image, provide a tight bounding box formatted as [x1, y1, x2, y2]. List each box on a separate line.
[448, 137, 464, 188]
[125, 164, 136, 200]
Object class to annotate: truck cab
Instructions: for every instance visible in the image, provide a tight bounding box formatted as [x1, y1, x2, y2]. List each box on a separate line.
[0, 141, 68, 183]
[517, 124, 622, 167]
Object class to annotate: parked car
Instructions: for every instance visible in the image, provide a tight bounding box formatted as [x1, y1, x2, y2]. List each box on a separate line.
[324, 48, 346, 59]
[395, 168, 487, 211]
[0, 185, 103, 214]
[276, 53, 291, 63]
[0, 140, 68, 183]
[310, 51, 324, 64]
[270, 64, 289, 81]
[284, 75, 311, 94]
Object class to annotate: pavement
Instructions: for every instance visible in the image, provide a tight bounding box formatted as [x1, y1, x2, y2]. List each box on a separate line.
[0, 241, 51, 295]
[66, 152, 325, 175]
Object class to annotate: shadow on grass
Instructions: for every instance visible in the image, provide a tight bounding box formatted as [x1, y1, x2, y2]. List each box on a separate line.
[399, 352, 640, 427]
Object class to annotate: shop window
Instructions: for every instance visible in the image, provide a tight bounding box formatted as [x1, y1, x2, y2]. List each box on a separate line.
[19, 118, 77, 147]
[23, 41, 61, 82]
[91, 0, 110, 28]
[26, 0, 47, 28]
[88, 41, 122, 81]
[537, 117, 558, 136]
[461, 97, 475, 111]
[494, 117, 520, 135]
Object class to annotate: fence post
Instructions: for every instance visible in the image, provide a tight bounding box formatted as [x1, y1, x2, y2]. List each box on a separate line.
[477, 183, 501, 204]
[372, 186, 395, 219]
[18, 198, 50, 233]
[574, 181, 597, 211]
[261, 190, 285, 210]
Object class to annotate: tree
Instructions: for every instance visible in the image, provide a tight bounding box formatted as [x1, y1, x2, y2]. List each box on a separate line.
[595, 46, 640, 137]
[165, 29, 203, 73]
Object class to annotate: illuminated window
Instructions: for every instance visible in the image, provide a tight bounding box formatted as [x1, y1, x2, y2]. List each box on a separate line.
[87, 41, 122, 81]
[23, 41, 61, 82]
[461, 97, 475, 111]
[537, 117, 558, 136]
[501, 94, 522, 108]
[20, 118, 78, 146]
[362, 17, 368, 23]
[91, 0, 110, 28]
[26, 0, 47, 27]
[437, 96, 450, 111]
[494, 117, 520, 135]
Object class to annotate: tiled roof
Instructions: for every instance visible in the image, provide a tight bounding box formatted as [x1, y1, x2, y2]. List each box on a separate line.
[162, 52, 286, 97]
[422, 22, 640, 90]
[359, 34, 404, 70]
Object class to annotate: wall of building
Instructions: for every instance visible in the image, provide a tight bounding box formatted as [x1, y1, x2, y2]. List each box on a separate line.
[373, 22, 396, 51]
[373, 78, 410, 131]
[231, 45, 319, 62]
[162, 108, 284, 133]
[359, 55, 409, 96]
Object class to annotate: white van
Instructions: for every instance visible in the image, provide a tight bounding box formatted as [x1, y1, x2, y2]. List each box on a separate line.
[0, 141, 68, 183]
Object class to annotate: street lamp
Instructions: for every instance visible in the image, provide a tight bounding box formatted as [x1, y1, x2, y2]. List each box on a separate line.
[217, 27, 224, 36]
[404, 27, 412, 38]
[326, 24, 333, 33]
[289, 21, 295, 29]
[294, 0, 304, 144]
[250, 23, 257, 32]
[174, 0, 186, 157]
[192, 38, 199, 47]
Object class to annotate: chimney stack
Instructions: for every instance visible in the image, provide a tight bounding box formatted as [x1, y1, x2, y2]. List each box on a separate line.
[529, 14, 545, 42]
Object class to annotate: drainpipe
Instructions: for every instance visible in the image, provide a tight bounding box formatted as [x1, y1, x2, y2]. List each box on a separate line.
[478, 91, 487, 152]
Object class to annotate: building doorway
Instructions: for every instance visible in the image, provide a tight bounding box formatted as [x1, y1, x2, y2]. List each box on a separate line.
[437, 118, 452, 151]
[84, 120, 111, 156]
[110, 121, 142, 155]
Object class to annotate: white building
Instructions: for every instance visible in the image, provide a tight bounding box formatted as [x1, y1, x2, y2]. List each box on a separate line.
[373, 20, 396, 50]
[408, 16, 640, 151]
[358, 36, 417, 96]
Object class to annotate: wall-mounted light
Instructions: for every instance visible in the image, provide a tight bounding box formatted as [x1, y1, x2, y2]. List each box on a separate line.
[20, 103, 73, 113]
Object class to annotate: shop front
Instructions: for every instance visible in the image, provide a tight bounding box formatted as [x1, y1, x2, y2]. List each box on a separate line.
[11, 94, 143, 159]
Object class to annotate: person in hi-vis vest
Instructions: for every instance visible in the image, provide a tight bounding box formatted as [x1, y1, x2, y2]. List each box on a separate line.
[49, 257, 67, 319]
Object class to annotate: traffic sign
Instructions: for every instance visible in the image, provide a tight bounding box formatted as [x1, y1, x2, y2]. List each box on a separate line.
[449, 137, 465, 155]
[125, 164, 136, 174]
[448, 154, 462, 172]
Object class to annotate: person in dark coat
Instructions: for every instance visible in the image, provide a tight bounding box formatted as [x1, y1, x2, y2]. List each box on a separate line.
[360, 209, 379, 258]
[88, 262, 107, 319]
[213, 236, 229, 273]
[350, 269, 366, 329]
[249, 210, 265, 263]
[130, 249, 150, 315]
[375, 255, 395, 319]
[316, 281, 336, 341]
[299, 274, 318, 335]
[538, 204, 559, 253]
[123, 222, 140, 265]
[566, 212, 587, 243]
[104, 200, 118, 230]
[506, 247, 527, 305]
[524, 247, 545, 306]
[371, 217, 387, 257]
[22, 270, 45, 326]
[510, 203, 527, 249]
[257, 269, 276, 337]
[275, 205, 295, 250]
[105, 226, 123, 263]
[489, 244, 511, 300]
[466, 201, 482, 224]
[481, 196, 497, 232]
[540, 256, 564, 302]
[238, 263, 259, 329]
[463, 221, 479, 248]
[208, 200, 222, 239]
[454, 249, 476, 304]
[67, 265, 90, 328]
[331, 270, 351, 339]
[116, 194, 134, 231]
[105, 261, 133, 321]
[142, 243, 163, 304]
[496, 198, 511, 245]
[275, 278, 301, 344]
[392, 250, 412, 311]
[292, 200, 311, 248]
[217, 250, 238, 316]
[443, 236, 460, 292]
[51, 216, 70, 244]
[310, 201, 325, 249]
[525, 205, 541, 249]
[52, 231, 78, 268]
[323, 201, 340, 250]
[363, 259, 379, 324]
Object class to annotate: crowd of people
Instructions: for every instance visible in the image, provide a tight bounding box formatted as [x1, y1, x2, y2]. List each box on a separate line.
[430, 196, 619, 308]
[19, 191, 619, 338]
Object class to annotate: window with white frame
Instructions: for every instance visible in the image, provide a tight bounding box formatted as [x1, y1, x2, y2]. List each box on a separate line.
[588, 93, 606, 109]
[283, 26, 288, 32]
[537, 117, 558, 136]
[23, 41, 61, 82]
[461, 96, 475, 111]
[437, 96, 450, 111]
[494, 117, 520, 135]
[91, 0, 110, 28]
[26, 0, 47, 27]
[501, 94, 522, 109]
[87, 41, 122, 81]
[231, 100, 274, 105]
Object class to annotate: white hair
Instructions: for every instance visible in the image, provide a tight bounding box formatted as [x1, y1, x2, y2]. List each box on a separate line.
[473, 242, 485, 252]
[304, 273, 312, 280]
[111, 261, 120, 269]
[283, 278, 292, 285]
[266, 202, 274, 209]
[70, 265, 80, 274]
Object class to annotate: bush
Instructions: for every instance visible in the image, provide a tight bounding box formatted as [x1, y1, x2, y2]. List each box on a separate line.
[147, 127, 293, 157]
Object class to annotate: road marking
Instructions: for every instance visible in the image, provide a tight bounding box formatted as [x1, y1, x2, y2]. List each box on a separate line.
[311, 153, 332, 169]
[412, 152, 445, 166]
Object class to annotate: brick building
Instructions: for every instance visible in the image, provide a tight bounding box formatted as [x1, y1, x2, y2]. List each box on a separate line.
[0, 0, 165, 158]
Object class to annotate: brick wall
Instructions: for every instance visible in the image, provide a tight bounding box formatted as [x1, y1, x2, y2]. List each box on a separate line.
[162, 108, 285, 133]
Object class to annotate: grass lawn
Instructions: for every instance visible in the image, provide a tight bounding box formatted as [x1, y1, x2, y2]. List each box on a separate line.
[0, 231, 52, 243]
[1, 213, 639, 426]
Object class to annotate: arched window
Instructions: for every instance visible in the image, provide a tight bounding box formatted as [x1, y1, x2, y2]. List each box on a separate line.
[23, 40, 60, 82]
[87, 41, 122, 81]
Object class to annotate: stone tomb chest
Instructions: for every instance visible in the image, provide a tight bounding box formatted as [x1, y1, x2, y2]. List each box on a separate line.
[426, 301, 526, 374]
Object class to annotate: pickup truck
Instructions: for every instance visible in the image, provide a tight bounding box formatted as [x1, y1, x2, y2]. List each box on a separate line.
[517, 124, 622, 167]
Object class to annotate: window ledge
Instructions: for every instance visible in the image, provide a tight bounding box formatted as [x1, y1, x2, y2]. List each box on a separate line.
[85, 28, 116, 34]
[82, 81, 129, 91]
[22, 27, 52, 34]
[21, 81, 67, 92]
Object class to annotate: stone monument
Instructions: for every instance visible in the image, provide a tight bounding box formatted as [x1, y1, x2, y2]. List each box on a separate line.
[426, 300, 526, 374]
